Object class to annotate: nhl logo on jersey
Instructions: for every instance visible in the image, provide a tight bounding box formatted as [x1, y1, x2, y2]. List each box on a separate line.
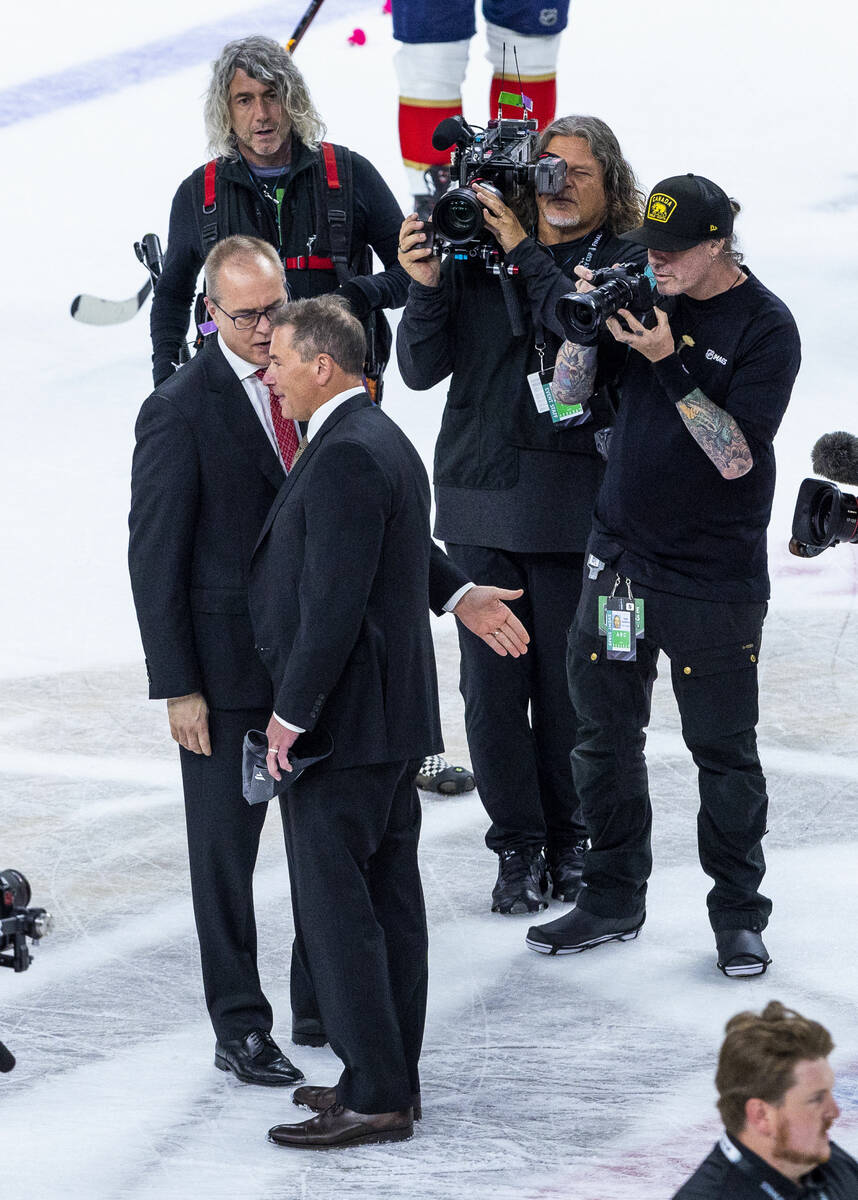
[647, 193, 677, 223]
[539, 8, 559, 25]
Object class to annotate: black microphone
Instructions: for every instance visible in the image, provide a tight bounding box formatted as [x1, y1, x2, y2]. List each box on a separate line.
[811, 431, 858, 485]
[431, 116, 474, 152]
[0, 1040, 16, 1072]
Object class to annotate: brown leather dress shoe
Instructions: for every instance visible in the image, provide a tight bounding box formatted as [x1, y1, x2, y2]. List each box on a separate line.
[268, 1103, 413, 1149]
[293, 1084, 422, 1121]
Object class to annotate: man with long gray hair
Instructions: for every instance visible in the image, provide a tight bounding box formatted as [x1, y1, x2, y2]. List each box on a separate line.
[397, 115, 646, 916]
[150, 34, 476, 846]
[149, 34, 407, 391]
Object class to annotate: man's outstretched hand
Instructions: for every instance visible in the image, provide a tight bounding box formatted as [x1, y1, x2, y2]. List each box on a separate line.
[453, 586, 529, 656]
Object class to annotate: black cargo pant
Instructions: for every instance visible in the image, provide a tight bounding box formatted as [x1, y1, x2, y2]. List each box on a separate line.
[567, 567, 772, 933]
[445, 543, 587, 854]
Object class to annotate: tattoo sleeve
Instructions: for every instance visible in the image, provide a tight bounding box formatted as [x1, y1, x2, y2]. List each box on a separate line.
[676, 388, 754, 479]
[553, 341, 598, 408]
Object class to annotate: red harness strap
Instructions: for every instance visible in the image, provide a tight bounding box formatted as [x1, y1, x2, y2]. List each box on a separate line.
[203, 160, 217, 212]
[321, 141, 340, 189]
[284, 254, 336, 270]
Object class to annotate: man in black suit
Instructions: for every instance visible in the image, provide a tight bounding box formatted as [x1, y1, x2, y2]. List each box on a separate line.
[129, 237, 528, 1091]
[249, 294, 520, 1148]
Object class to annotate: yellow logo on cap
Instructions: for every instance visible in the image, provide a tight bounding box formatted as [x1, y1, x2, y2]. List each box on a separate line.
[647, 193, 676, 223]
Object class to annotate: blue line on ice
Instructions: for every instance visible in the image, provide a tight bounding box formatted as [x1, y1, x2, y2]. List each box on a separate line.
[0, 0, 357, 128]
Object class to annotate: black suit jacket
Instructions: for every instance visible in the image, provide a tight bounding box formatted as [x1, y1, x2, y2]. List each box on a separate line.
[128, 339, 283, 709]
[249, 392, 464, 770]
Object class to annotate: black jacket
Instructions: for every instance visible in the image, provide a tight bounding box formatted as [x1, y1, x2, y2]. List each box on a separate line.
[248, 393, 466, 769]
[150, 136, 409, 385]
[396, 228, 646, 553]
[673, 1134, 858, 1199]
[129, 338, 282, 709]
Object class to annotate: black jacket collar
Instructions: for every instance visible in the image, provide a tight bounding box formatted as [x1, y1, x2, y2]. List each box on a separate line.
[253, 391, 372, 550]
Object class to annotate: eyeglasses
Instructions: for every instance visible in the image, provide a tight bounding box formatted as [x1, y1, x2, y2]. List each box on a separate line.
[209, 297, 287, 330]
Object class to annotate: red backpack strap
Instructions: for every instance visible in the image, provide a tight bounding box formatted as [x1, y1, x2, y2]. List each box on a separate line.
[321, 141, 341, 190]
[203, 159, 217, 212]
[318, 142, 352, 285]
[198, 159, 219, 260]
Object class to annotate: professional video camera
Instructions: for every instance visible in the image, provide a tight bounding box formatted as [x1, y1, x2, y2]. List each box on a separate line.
[1, 868, 52, 1072]
[1, 868, 52, 972]
[790, 432, 858, 557]
[427, 113, 566, 265]
[556, 263, 657, 345]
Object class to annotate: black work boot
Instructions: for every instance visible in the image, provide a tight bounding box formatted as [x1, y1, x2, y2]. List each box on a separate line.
[491, 848, 549, 915]
[525, 906, 645, 955]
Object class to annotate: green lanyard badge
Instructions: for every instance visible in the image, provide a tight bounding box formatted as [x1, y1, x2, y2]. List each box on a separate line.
[598, 575, 645, 661]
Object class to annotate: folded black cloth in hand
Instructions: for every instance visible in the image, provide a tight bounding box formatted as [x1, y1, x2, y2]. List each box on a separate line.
[242, 727, 334, 804]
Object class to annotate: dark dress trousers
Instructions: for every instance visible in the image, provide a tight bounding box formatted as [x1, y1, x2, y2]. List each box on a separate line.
[248, 391, 458, 1113]
[129, 338, 292, 1041]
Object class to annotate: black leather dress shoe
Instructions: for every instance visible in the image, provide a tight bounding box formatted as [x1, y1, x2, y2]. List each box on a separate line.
[268, 1103, 413, 1149]
[214, 1029, 304, 1086]
[716, 928, 771, 977]
[293, 1084, 422, 1121]
[526, 905, 645, 955]
[291, 1016, 328, 1048]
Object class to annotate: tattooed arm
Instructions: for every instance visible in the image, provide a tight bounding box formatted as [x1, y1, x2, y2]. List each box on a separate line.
[603, 305, 754, 480]
[675, 387, 753, 479]
[553, 340, 599, 409]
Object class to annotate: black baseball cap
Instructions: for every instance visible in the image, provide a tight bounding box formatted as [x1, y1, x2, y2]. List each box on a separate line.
[620, 173, 734, 251]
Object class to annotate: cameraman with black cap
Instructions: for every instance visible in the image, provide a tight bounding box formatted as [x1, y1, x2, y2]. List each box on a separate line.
[397, 115, 646, 917]
[527, 174, 801, 974]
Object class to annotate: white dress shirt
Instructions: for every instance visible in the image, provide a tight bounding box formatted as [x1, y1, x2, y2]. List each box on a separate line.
[217, 333, 300, 472]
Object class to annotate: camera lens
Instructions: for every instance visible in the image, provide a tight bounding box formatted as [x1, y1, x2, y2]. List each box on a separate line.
[791, 478, 858, 556]
[0, 869, 31, 912]
[433, 188, 484, 245]
[555, 292, 601, 345]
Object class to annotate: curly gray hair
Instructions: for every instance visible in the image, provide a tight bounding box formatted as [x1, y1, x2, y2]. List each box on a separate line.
[204, 35, 326, 159]
[535, 115, 645, 235]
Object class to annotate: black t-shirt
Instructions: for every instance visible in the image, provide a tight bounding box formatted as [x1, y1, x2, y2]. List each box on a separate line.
[589, 270, 801, 601]
[673, 1134, 858, 1198]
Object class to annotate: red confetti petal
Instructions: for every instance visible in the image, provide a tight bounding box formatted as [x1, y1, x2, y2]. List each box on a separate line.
[348, 27, 366, 45]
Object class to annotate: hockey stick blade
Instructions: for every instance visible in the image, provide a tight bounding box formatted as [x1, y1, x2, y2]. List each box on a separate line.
[70, 277, 152, 325]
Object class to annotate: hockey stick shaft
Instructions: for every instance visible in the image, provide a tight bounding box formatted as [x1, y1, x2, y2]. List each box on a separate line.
[287, 0, 327, 52]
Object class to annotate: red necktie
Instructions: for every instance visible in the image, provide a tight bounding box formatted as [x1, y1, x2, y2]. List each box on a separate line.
[254, 369, 299, 470]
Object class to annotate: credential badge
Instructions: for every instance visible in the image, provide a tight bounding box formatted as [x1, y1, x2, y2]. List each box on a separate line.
[647, 193, 677, 223]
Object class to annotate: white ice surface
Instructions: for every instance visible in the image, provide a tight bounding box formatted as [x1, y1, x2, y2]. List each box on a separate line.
[2, 2, 858, 1196]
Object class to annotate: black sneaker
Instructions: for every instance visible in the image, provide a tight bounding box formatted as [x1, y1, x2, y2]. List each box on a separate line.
[415, 754, 475, 795]
[491, 848, 549, 915]
[547, 839, 588, 903]
[526, 906, 645, 955]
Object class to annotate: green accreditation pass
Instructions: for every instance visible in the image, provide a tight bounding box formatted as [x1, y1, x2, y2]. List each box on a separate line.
[526, 365, 590, 426]
[605, 597, 635, 660]
[598, 585, 645, 662]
